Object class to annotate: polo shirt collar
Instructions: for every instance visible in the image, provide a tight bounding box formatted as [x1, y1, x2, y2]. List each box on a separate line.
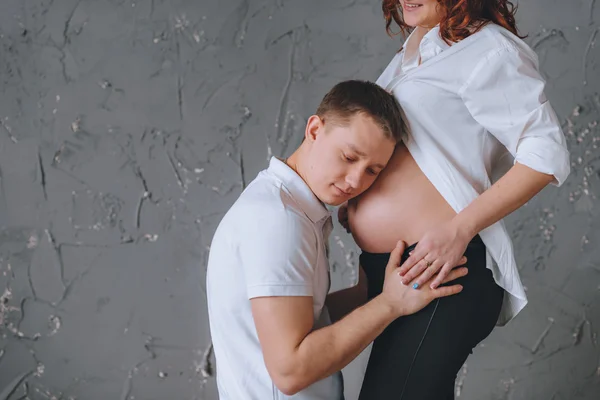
[267, 157, 330, 224]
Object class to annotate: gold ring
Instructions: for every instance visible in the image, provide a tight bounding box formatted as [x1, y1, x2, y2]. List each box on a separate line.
[425, 260, 433, 268]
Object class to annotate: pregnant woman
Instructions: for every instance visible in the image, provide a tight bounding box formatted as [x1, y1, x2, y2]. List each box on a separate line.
[342, 1, 571, 399]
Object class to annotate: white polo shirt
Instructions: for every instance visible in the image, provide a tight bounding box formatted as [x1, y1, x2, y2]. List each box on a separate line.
[206, 157, 344, 400]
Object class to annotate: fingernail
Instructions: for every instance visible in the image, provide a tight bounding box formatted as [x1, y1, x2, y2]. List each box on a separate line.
[412, 283, 419, 289]
[401, 280, 407, 285]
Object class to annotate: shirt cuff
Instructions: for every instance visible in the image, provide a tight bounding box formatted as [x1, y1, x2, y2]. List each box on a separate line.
[247, 283, 313, 299]
[515, 135, 571, 186]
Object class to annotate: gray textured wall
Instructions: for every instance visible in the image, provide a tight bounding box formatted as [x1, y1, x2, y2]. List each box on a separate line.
[0, 0, 598, 399]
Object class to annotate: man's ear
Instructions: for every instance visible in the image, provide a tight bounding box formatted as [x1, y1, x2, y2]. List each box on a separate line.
[305, 115, 324, 143]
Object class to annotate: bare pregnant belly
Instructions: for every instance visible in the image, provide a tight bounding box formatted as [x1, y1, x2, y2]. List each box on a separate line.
[347, 145, 457, 253]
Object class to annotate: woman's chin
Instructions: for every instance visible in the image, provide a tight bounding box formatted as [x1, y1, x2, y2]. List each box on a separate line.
[403, 16, 419, 28]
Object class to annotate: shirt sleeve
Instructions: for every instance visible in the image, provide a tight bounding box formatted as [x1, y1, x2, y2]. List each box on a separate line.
[459, 45, 570, 186]
[239, 207, 318, 300]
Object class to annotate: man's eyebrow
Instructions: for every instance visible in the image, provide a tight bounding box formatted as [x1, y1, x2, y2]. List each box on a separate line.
[347, 143, 366, 157]
[347, 144, 385, 169]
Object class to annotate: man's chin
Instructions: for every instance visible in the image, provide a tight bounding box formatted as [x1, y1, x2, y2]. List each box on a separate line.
[319, 193, 349, 207]
[328, 199, 346, 207]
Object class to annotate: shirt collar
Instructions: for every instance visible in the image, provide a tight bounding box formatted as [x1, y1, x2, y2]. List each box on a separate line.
[403, 25, 451, 68]
[267, 157, 331, 224]
[421, 25, 451, 53]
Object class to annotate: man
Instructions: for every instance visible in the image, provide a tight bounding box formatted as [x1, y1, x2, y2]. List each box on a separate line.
[206, 80, 468, 399]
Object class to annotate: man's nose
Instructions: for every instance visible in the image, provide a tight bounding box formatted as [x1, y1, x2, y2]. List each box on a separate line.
[345, 168, 364, 189]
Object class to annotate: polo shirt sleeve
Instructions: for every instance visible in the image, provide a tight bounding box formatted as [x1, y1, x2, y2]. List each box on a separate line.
[239, 208, 318, 299]
[459, 45, 570, 186]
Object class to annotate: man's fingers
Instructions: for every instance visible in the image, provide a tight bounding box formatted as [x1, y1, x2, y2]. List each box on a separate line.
[432, 262, 464, 288]
[431, 284, 463, 299]
[440, 266, 468, 284]
[458, 256, 467, 266]
[385, 240, 406, 275]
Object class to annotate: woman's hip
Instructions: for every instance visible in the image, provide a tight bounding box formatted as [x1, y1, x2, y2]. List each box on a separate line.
[359, 235, 505, 336]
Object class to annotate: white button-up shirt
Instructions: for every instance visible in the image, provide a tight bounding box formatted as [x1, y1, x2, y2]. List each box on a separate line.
[206, 157, 343, 399]
[376, 24, 570, 325]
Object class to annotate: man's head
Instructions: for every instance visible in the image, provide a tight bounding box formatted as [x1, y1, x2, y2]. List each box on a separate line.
[288, 80, 406, 206]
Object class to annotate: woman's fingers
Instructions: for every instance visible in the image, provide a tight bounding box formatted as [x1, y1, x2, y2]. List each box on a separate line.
[411, 258, 444, 289]
[397, 246, 428, 276]
[406, 254, 469, 289]
[400, 257, 431, 286]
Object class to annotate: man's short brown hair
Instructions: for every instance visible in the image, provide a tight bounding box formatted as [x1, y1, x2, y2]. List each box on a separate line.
[315, 80, 407, 143]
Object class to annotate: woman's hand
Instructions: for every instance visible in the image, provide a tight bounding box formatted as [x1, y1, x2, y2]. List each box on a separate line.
[381, 241, 468, 318]
[397, 219, 473, 290]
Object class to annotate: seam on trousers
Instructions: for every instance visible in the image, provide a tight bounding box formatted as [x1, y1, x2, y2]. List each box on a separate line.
[398, 298, 441, 400]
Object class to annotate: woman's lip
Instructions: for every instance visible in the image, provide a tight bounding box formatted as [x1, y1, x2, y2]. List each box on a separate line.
[403, 3, 423, 11]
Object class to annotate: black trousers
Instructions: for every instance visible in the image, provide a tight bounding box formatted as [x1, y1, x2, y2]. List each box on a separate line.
[358, 235, 504, 400]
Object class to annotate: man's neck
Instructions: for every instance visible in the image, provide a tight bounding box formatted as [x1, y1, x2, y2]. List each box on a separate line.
[283, 151, 327, 209]
[283, 150, 301, 178]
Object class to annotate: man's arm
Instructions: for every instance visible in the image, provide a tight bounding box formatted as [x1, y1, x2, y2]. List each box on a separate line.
[252, 293, 394, 395]
[325, 265, 368, 323]
[251, 241, 468, 396]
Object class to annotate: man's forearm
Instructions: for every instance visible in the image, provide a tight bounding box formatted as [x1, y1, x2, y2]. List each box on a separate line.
[291, 295, 397, 392]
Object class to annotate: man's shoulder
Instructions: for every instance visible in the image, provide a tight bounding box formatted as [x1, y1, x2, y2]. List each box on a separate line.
[216, 171, 319, 268]
[211, 173, 315, 251]
[234, 171, 313, 226]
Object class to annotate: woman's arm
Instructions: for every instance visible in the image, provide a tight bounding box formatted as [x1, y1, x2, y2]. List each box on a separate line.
[397, 44, 570, 289]
[399, 162, 554, 289]
[452, 162, 554, 242]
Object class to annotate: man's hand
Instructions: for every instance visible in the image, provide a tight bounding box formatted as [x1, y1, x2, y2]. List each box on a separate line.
[249, 243, 467, 396]
[380, 240, 468, 318]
